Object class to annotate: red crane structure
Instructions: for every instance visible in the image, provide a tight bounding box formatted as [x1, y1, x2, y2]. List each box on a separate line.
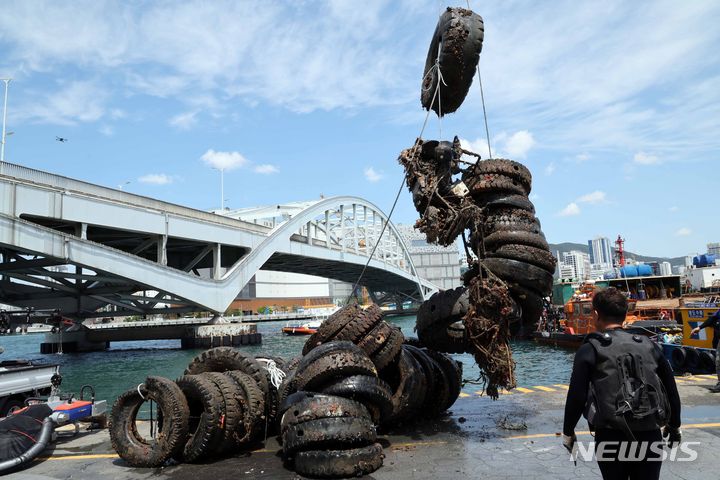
[615, 235, 626, 267]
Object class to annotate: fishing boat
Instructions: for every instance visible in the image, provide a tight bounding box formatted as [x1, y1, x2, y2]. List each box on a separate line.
[533, 282, 681, 348]
[281, 320, 322, 336]
[658, 296, 718, 374]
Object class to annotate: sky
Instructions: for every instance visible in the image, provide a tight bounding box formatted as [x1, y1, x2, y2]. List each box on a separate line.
[0, 0, 718, 258]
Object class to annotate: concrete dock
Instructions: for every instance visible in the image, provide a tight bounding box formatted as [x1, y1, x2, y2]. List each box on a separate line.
[13, 374, 720, 479]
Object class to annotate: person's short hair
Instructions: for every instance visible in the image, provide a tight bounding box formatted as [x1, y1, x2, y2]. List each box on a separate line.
[592, 287, 628, 322]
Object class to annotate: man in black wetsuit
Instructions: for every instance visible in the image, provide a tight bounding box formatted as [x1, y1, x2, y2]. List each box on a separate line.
[562, 287, 682, 480]
[690, 308, 720, 392]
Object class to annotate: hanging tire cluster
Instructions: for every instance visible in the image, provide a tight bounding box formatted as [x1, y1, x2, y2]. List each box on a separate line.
[400, 5, 555, 396]
[109, 347, 290, 467]
[271, 304, 462, 477]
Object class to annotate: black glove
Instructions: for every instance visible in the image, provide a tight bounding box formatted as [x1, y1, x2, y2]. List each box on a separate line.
[662, 426, 681, 446]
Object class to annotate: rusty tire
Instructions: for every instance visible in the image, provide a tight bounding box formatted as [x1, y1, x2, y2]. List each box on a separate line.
[402, 345, 437, 410]
[486, 244, 557, 273]
[464, 173, 529, 196]
[421, 7, 484, 116]
[320, 375, 394, 424]
[416, 287, 469, 354]
[295, 351, 377, 392]
[380, 349, 427, 424]
[357, 322, 395, 357]
[483, 230, 549, 251]
[223, 370, 266, 443]
[109, 376, 189, 468]
[280, 394, 371, 433]
[298, 341, 363, 373]
[508, 284, 544, 327]
[371, 326, 404, 370]
[203, 372, 245, 453]
[302, 304, 363, 355]
[479, 192, 535, 213]
[174, 374, 225, 462]
[293, 443, 384, 478]
[183, 347, 269, 400]
[470, 159, 532, 187]
[283, 416, 376, 455]
[334, 304, 385, 344]
[482, 257, 554, 296]
[423, 349, 462, 411]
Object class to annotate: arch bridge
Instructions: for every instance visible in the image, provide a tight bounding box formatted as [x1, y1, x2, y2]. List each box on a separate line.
[0, 162, 437, 319]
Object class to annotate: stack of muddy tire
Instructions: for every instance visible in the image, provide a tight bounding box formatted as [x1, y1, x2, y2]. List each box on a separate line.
[463, 159, 555, 329]
[110, 348, 289, 467]
[276, 304, 462, 477]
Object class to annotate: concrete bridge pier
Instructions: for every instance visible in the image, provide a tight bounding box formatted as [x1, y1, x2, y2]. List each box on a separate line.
[39, 322, 260, 353]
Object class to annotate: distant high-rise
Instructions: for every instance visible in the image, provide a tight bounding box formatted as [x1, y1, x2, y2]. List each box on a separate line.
[588, 236, 613, 266]
[708, 242, 720, 256]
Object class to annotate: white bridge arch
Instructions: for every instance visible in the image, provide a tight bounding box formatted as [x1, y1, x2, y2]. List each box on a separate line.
[0, 162, 437, 318]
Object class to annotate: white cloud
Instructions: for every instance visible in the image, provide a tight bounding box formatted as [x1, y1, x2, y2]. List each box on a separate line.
[545, 162, 556, 175]
[200, 149, 248, 171]
[503, 130, 535, 159]
[459, 137, 490, 162]
[169, 111, 197, 130]
[577, 190, 607, 204]
[558, 202, 581, 216]
[576, 153, 590, 162]
[669, 206, 679, 212]
[98, 124, 114, 136]
[675, 227, 692, 236]
[364, 167, 383, 182]
[138, 173, 173, 185]
[254, 164, 279, 174]
[633, 151, 660, 165]
[17, 81, 107, 125]
[529, 193, 540, 201]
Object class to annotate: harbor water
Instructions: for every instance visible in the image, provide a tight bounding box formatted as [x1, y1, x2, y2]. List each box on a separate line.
[0, 315, 576, 405]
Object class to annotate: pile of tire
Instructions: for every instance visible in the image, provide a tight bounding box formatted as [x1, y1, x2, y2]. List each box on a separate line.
[277, 305, 462, 477]
[109, 348, 289, 467]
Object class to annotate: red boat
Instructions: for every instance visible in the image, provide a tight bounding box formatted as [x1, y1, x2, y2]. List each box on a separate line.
[281, 320, 322, 336]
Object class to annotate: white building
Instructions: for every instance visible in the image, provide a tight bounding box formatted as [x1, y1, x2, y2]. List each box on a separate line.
[561, 250, 591, 281]
[686, 265, 720, 291]
[588, 237, 613, 269]
[659, 261, 672, 276]
[395, 225, 461, 290]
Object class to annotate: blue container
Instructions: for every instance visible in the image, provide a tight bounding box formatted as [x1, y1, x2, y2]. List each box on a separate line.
[637, 264, 653, 276]
[604, 272, 617, 280]
[620, 265, 638, 278]
[705, 254, 716, 266]
[694, 254, 717, 267]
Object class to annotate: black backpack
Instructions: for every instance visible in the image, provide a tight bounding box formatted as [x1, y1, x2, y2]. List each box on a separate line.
[583, 330, 670, 438]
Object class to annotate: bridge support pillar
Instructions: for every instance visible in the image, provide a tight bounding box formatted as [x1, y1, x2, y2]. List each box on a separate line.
[212, 243, 222, 279]
[180, 323, 261, 349]
[157, 234, 168, 266]
[40, 330, 106, 353]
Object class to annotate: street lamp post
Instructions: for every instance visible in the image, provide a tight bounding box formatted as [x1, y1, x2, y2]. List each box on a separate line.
[1, 78, 11, 171]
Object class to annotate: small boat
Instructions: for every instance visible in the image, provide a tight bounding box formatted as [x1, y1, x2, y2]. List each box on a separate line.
[282, 320, 322, 336]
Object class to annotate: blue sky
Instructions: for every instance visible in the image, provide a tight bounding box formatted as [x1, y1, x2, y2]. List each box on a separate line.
[1, 0, 718, 258]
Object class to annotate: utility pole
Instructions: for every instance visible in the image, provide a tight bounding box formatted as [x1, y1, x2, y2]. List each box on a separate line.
[0, 78, 11, 171]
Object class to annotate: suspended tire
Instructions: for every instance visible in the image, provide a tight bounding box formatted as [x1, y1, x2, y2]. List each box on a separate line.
[294, 351, 377, 392]
[469, 159, 532, 188]
[421, 7, 484, 116]
[302, 304, 364, 355]
[203, 372, 245, 453]
[109, 376, 189, 468]
[423, 349, 462, 412]
[477, 192, 535, 214]
[483, 230, 549, 251]
[671, 347, 687, 370]
[465, 173, 529, 197]
[370, 326, 404, 370]
[223, 370, 266, 443]
[293, 443, 384, 478]
[174, 374, 225, 462]
[482, 257, 553, 296]
[416, 287, 469, 354]
[380, 349, 427, 423]
[320, 375, 394, 424]
[486, 244, 557, 273]
[280, 394, 371, 434]
[481, 212, 542, 237]
[184, 347, 269, 400]
[699, 350, 715, 372]
[283, 416, 376, 455]
[508, 284, 544, 327]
